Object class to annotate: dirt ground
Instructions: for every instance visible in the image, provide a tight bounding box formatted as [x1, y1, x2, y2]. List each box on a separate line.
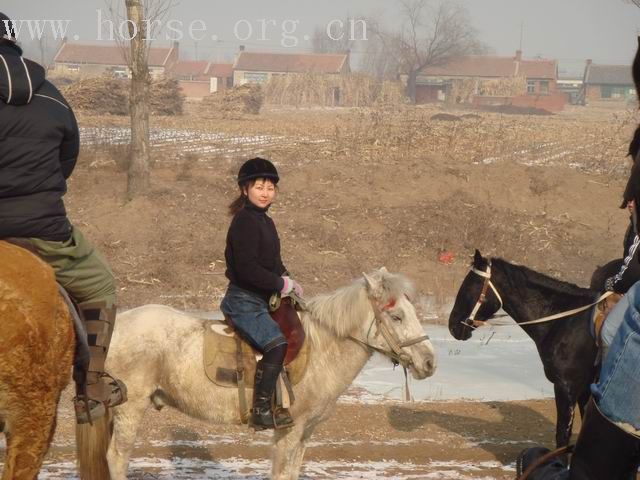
[67, 102, 637, 317]
[39, 387, 563, 479]
[3, 102, 640, 478]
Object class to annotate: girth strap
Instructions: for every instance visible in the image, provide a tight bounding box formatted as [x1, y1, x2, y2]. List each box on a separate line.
[235, 336, 249, 423]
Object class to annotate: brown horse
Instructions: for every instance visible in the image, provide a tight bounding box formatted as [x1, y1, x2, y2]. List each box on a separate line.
[0, 241, 79, 479]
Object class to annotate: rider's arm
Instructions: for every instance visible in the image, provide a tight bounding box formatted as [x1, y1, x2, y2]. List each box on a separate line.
[59, 107, 79, 179]
[607, 224, 640, 294]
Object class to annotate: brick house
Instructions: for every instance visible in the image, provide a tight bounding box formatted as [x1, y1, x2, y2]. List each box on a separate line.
[232, 48, 350, 86]
[582, 61, 636, 103]
[172, 60, 234, 98]
[51, 40, 179, 79]
[415, 50, 564, 112]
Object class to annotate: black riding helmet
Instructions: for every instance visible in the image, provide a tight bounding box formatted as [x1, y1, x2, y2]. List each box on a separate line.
[237, 157, 279, 185]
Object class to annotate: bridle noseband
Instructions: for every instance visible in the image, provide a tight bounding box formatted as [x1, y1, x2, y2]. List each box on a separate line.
[462, 260, 504, 329]
[350, 296, 430, 369]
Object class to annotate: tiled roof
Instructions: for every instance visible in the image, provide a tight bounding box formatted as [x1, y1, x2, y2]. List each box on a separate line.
[518, 59, 557, 79]
[173, 60, 209, 76]
[585, 64, 633, 86]
[419, 54, 556, 80]
[53, 42, 175, 67]
[206, 63, 233, 77]
[234, 51, 348, 74]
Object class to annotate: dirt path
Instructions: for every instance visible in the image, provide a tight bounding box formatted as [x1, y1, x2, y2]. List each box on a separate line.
[20, 387, 562, 479]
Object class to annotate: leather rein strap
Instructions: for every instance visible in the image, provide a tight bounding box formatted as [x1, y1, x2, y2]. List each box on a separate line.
[466, 261, 613, 328]
[349, 297, 430, 369]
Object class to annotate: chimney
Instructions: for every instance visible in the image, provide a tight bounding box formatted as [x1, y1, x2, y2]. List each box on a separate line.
[515, 50, 522, 62]
[586, 59, 592, 66]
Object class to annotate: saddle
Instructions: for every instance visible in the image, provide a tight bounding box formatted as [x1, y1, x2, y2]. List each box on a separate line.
[592, 292, 623, 347]
[1, 239, 90, 384]
[203, 298, 309, 387]
[203, 297, 309, 423]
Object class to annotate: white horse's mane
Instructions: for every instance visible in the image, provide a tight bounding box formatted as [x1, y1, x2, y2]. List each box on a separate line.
[302, 270, 415, 346]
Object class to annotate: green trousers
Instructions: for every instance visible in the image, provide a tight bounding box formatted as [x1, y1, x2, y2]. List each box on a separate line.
[27, 226, 116, 306]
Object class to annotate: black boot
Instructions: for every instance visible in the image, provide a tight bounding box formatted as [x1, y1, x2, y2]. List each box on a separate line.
[73, 301, 127, 424]
[568, 399, 640, 480]
[251, 361, 294, 430]
[516, 399, 640, 480]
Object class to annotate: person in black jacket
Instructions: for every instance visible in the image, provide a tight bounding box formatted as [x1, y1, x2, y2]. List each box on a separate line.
[221, 157, 303, 430]
[0, 12, 126, 424]
[604, 139, 640, 295]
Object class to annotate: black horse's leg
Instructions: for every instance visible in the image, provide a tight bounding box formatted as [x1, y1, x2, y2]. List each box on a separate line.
[553, 384, 576, 451]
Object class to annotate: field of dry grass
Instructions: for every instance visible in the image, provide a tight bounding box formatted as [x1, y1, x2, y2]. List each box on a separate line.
[67, 102, 639, 317]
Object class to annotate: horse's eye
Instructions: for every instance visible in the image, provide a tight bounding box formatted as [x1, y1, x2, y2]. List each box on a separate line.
[391, 314, 402, 322]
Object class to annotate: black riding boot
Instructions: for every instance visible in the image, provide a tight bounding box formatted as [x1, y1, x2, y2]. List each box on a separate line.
[73, 301, 127, 424]
[569, 400, 640, 480]
[516, 399, 640, 480]
[251, 361, 294, 430]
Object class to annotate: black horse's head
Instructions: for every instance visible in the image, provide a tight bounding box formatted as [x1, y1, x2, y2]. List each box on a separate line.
[448, 249, 503, 341]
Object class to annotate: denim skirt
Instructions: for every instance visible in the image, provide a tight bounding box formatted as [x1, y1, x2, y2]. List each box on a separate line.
[220, 284, 286, 353]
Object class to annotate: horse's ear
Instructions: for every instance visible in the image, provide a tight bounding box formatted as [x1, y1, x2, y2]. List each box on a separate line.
[473, 249, 483, 266]
[379, 266, 388, 274]
[363, 272, 379, 296]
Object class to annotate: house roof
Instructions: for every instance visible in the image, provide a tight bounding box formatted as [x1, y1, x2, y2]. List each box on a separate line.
[173, 60, 209, 76]
[206, 63, 233, 77]
[419, 54, 556, 80]
[585, 64, 633, 86]
[53, 42, 176, 67]
[234, 51, 348, 74]
[518, 59, 557, 79]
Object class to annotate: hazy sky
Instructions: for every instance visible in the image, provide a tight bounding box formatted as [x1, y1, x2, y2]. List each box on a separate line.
[3, 0, 640, 67]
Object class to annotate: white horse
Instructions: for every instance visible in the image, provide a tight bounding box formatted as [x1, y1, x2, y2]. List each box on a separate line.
[79, 268, 437, 480]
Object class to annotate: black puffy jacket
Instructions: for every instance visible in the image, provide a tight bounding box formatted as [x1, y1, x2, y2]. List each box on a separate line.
[0, 44, 79, 241]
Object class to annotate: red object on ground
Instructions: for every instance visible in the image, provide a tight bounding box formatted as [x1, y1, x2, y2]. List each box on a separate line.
[438, 251, 455, 265]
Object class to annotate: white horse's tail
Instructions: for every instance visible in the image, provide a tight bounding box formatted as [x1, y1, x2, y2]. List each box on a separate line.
[76, 409, 113, 480]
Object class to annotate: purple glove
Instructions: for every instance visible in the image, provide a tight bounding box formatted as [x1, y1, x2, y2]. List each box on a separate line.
[281, 276, 304, 297]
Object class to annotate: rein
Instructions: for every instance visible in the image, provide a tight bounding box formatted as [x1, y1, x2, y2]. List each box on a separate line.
[349, 297, 430, 370]
[464, 262, 613, 329]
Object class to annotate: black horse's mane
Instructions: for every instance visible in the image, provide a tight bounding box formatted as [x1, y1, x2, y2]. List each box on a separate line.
[492, 257, 595, 300]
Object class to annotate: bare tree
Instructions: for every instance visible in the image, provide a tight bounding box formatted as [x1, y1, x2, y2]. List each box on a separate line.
[311, 18, 356, 54]
[106, 0, 176, 199]
[358, 23, 401, 80]
[371, 0, 485, 103]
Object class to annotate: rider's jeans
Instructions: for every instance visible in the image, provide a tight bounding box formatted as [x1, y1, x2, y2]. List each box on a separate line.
[591, 280, 640, 433]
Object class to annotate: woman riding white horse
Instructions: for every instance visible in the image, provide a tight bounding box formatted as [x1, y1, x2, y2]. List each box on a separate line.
[93, 268, 436, 480]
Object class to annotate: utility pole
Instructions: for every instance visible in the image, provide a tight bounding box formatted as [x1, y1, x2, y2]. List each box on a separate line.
[519, 21, 524, 52]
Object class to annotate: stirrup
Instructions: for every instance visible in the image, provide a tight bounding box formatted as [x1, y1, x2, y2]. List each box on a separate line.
[273, 407, 294, 430]
[73, 395, 106, 425]
[101, 372, 128, 408]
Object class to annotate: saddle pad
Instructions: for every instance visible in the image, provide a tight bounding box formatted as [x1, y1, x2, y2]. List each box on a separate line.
[203, 321, 310, 388]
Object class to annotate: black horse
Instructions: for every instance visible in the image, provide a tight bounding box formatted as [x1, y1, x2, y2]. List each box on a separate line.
[449, 250, 622, 449]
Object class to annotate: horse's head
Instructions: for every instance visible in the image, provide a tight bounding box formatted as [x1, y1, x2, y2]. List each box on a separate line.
[360, 267, 436, 380]
[448, 249, 503, 341]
